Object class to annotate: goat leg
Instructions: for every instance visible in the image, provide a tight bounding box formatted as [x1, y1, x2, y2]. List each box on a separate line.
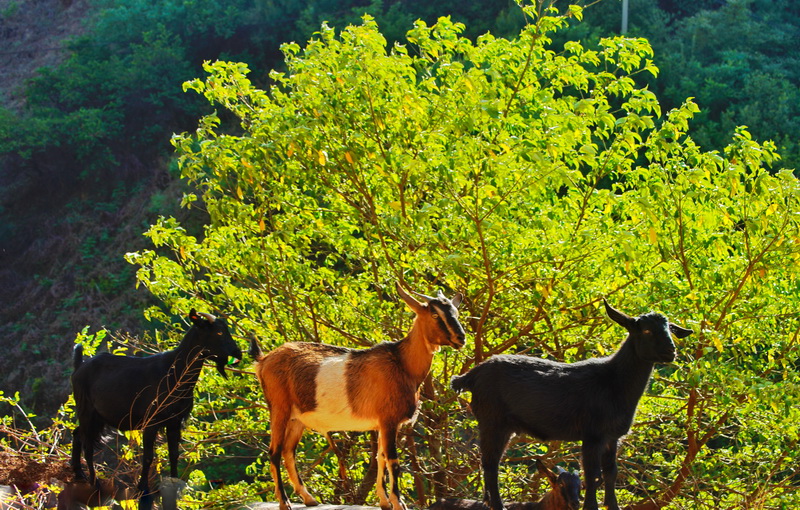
[283, 420, 318, 506]
[376, 437, 391, 510]
[268, 413, 293, 510]
[138, 428, 157, 496]
[478, 426, 512, 510]
[166, 423, 181, 479]
[379, 425, 407, 510]
[581, 441, 603, 510]
[270, 446, 292, 510]
[71, 430, 86, 481]
[82, 436, 96, 485]
[137, 428, 158, 510]
[601, 440, 620, 510]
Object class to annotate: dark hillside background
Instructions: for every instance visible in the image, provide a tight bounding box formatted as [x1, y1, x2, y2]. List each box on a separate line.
[2, 0, 799, 420]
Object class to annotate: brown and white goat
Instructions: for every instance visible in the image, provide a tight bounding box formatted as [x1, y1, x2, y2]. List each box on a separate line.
[249, 283, 466, 510]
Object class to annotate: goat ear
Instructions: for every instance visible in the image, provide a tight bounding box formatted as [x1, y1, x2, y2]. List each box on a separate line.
[451, 292, 463, 308]
[603, 299, 634, 329]
[670, 323, 693, 338]
[396, 282, 425, 313]
[189, 309, 214, 327]
[535, 458, 558, 485]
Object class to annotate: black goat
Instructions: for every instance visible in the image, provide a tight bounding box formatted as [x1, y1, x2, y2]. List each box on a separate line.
[70, 310, 242, 503]
[451, 300, 692, 510]
[428, 458, 581, 510]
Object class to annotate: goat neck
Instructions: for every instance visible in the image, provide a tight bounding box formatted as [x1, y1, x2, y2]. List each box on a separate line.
[397, 325, 438, 385]
[607, 336, 656, 407]
[167, 333, 211, 391]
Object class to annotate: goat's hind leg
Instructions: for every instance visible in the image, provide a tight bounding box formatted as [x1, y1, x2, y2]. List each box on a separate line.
[71, 427, 86, 481]
[78, 414, 105, 485]
[82, 434, 97, 485]
[477, 424, 512, 510]
[282, 419, 318, 507]
[269, 411, 294, 510]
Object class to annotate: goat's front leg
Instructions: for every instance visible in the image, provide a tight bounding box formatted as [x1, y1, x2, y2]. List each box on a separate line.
[136, 428, 158, 510]
[378, 425, 406, 510]
[375, 432, 391, 510]
[165, 422, 182, 479]
[581, 440, 603, 510]
[601, 439, 620, 510]
[138, 428, 158, 495]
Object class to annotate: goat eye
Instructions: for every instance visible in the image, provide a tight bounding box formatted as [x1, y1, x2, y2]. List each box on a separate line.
[217, 332, 223, 335]
[643, 329, 651, 335]
[431, 313, 439, 319]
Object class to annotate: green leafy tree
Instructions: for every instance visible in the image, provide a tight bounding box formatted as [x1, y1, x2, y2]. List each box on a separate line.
[123, 3, 800, 509]
[571, 0, 800, 170]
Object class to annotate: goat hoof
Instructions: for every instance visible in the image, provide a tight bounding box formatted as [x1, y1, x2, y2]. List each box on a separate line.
[303, 498, 319, 507]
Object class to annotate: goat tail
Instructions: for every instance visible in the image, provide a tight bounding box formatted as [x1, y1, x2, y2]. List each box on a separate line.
[73, 344, 84, 372]
[450, 371, 475, 393]
[248, 335, 264, 361]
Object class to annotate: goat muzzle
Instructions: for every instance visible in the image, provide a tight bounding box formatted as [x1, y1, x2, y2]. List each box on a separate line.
[214, 349, 243, 378]
[658, 349, 676, 363]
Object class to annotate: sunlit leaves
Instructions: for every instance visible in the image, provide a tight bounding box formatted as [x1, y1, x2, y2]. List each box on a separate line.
[126, 5, 800, 508]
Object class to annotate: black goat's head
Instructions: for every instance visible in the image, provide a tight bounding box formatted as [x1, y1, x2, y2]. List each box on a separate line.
[397, 282, 466, 349]
[603, 299, 693, 363]
[188, 310, 243, 378]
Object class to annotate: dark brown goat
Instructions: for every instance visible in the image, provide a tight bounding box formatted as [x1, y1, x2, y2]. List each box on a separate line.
[250, 283, 466, 510]
[451, 300, 692, 510]
[428, 459, 581, 510]
[70, 310, 242, 503]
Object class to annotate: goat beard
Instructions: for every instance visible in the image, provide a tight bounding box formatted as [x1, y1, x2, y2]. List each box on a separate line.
[213, 356, 229, 379]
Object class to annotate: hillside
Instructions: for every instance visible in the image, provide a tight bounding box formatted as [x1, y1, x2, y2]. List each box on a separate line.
[0, 0, 164, 417]
[0, 0, 520, 419]
[0, 0, 90, 110]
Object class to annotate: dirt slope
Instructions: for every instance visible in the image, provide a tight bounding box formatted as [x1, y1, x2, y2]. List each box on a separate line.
[0, 0, 90, 110]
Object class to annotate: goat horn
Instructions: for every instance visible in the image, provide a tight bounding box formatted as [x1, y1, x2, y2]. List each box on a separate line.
[411, 290, 436, 301]
[197, 312, 216, 323]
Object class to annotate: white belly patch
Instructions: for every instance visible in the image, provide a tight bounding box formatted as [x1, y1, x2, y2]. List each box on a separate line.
[292, 354, 379, 433]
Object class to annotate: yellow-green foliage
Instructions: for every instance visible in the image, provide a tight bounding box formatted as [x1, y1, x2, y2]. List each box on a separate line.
[126, 4, 800, 509]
